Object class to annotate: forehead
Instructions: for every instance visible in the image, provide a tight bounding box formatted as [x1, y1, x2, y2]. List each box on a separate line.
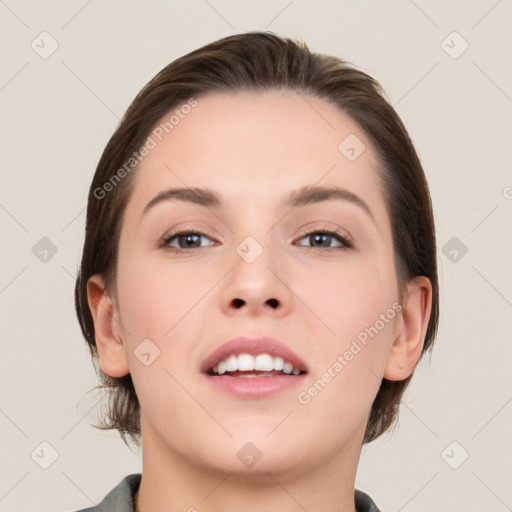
[125, 90, 388, 224]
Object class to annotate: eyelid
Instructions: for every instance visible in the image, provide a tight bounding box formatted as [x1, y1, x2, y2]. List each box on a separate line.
[160, 221, 220, 238]
[295, 221, 353, 240]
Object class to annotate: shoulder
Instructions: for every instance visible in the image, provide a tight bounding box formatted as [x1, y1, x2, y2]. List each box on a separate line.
[355, 488, 382, 512]
[70, 475, 378, 512]
[71, 473, 142, 512]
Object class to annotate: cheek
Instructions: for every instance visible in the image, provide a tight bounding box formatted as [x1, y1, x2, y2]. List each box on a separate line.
[292, 263, 398, 435]
[116, 252, 204, 338]
[300, 256, 398, 342]
[295, 254, 399, 410]
[114, 253, 207, 403]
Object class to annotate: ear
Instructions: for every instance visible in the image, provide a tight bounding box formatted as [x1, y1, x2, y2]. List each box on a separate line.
[383, 276, 432, 381]
[87, 274, 130, 378]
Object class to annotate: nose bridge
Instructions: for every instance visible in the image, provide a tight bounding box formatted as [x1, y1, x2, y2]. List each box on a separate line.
[231, 201, 277, 268]
[220, 222, 290, 315]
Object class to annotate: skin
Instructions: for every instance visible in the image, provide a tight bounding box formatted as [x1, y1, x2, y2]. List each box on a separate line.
[87, 91, 432, 512]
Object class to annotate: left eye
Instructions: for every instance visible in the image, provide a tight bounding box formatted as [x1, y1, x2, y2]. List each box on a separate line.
[161, 231, 215, 249]
[296, 230, 352, 249]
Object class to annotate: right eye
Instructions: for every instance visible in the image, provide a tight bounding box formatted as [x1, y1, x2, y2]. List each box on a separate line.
[160, 230, 218, 250]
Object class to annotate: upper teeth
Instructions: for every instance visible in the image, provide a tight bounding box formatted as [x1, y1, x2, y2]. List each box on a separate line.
[213, 353, 302, 376]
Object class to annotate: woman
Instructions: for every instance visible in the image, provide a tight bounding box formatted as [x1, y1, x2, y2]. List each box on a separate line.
[74, 31, 438, 512]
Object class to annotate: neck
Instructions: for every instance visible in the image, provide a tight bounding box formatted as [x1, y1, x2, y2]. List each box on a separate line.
[135, 421, 365, 512]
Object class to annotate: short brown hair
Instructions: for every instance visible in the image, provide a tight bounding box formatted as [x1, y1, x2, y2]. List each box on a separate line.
[75, 31, 439, 447]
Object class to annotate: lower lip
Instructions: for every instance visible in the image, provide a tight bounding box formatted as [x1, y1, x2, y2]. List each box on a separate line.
[203, 373, 307, 399]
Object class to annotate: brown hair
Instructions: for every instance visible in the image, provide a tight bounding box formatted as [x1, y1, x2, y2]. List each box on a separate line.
[75, 31, 439, 447]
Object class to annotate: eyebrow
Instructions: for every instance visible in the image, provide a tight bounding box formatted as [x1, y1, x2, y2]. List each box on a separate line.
[141, 184, 375, 223]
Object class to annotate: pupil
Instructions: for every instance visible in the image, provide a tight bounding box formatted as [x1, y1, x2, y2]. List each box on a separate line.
[185, 234, 197, 245]
[312, 234, 330, 247]
[181, 234, 199, 247]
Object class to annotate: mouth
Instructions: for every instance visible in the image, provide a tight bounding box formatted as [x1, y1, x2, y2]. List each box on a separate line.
[201, 337, 308, 398]
[206, 353, 306, 377]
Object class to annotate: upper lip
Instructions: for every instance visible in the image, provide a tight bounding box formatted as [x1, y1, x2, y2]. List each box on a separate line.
[201, 336, 309, 374]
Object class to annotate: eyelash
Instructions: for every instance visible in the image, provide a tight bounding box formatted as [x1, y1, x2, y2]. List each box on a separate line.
[159, 226, 353, 251]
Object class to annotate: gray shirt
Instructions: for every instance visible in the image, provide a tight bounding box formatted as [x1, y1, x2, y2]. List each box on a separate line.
[73, 473, 381, 512]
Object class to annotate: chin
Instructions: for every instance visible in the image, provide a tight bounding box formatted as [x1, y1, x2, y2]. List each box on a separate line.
[193, 434, 314, 479]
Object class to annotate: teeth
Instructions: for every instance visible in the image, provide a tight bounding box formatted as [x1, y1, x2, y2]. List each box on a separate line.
[254, 354, 274, 371]
[210, 353, 303, 376]
[225, 355, 238, 372]
[273, 356, 284, 371]
[283, 362, 293, 374]
[238, 353, 255, 371]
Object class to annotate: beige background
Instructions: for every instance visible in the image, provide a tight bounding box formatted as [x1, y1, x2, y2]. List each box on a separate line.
[1, 1, 511, 511]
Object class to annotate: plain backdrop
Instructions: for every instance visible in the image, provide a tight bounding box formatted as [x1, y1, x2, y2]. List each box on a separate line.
[1, 1, 511, 511]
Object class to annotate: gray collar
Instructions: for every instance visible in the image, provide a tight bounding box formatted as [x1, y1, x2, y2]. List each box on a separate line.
[74, 473, 381, 512]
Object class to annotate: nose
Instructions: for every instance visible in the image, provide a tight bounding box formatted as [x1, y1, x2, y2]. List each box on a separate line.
[219, 237, 293, 318]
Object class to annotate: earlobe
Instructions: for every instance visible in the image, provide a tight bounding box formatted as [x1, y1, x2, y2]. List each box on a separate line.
[383, 276, 432, 381]
[87, 274, 130, 378]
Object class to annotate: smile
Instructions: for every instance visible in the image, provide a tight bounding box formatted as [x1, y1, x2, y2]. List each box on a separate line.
[208, 353, 304, 377]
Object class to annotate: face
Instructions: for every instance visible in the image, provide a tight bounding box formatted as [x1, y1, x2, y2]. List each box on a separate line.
[109, 91, 404, 476]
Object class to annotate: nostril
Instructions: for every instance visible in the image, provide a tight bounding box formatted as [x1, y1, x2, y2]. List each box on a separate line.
[231, 298, 244, 308]
[267, 298, 279, 308]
